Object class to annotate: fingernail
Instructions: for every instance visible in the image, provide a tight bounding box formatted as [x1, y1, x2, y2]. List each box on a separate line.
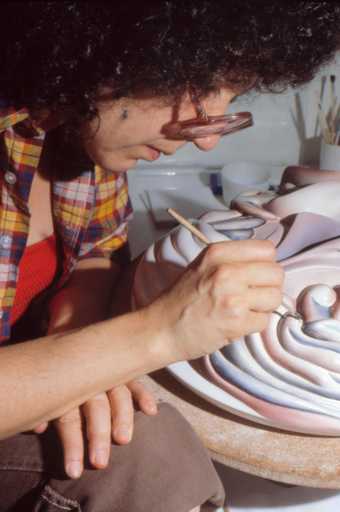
[93, 449, 108, 467]
[66, 461, 82, 479]
[114, 427, 131, 443]
[146, 403, 158, 414]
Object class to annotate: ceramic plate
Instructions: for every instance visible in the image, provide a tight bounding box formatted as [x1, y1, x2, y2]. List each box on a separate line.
[167, 241, 340, 435]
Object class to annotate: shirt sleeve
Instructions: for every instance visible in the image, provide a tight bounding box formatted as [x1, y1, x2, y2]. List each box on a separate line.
[78, 167, 133, 261]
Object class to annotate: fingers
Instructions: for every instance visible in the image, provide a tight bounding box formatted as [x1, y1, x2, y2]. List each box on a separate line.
[198, 262, 284, 307]
[234, 311, 271, 337]
[82, 393, 112, 469]
[33, 421, 48, 434]
[247, 287, 282, 312]
[198, 239, 277, 268]
[127, 380, 158, 415]
[208, 262, 284, 290]
[215, 295, 272, 339]
[240, 262, 284, 287]
[196, 242, 284, 293]
[85, 383, 157, 454]
[54, 407, 84, 479]
[108, 381, 157, 445]
[54, 385, 158, 478]
[218, 285, 282, 316]
[108, 385, 134, 444]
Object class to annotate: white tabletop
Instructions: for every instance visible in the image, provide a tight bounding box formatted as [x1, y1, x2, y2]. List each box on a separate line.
[127, 164, 222, 257]
[127, 164, 340, 511]
[218, 464, 340, 511]
[127, 162, 286, 257]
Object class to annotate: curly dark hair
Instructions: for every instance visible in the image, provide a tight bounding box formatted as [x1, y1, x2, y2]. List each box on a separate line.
[1, 0, 340, 124]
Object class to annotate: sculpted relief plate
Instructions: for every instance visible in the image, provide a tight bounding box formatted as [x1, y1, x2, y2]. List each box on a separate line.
[133, 170, 340, 435]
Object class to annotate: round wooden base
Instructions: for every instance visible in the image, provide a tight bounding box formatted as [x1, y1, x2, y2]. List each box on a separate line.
[143, 370, 340, 489]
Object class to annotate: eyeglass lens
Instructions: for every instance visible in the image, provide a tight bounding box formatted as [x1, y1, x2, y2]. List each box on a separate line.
[165, 112, 253, 140]
[164, 87, 253, 140]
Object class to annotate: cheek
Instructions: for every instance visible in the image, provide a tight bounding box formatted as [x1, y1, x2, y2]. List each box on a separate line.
[82, 136, 141, 171]
[87, 127, 121, 151]
[81, 110, 127, 151]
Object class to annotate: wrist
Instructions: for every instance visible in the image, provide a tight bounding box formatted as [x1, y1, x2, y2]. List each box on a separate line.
[138, 302, 179, 369]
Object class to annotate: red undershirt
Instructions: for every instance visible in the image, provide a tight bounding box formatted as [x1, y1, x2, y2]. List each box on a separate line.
[10, 235, 58, 326]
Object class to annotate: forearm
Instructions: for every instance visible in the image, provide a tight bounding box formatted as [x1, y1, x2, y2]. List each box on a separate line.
[0, 256, 159, 438]
[0, 240, 283, 439]
[0, 307, 168, 439]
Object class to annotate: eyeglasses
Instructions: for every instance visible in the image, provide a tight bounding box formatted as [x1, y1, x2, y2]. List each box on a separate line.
[164, 88, 253, 140]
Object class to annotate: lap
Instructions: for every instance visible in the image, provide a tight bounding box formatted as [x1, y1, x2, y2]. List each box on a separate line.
[0, 403, 225, 512]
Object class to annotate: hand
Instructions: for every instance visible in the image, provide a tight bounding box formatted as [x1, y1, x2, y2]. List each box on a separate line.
[33, 380, 157, 479]
[148, 239, 284, 362]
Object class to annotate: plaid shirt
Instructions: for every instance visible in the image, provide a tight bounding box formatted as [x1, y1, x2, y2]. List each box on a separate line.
[0, 106, 132, 341]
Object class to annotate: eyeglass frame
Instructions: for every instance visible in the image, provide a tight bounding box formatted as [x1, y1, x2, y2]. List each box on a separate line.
[163, 87, 253, 140]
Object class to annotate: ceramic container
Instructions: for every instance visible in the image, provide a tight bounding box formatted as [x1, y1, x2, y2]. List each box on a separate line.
[320, 139, 340, 171]
[221, 161, 271, 205]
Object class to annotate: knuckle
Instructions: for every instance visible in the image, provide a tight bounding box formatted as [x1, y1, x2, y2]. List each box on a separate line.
[127, 379, 141, 387]
[262, 239, 276, 257]
[110, 385, 132, 401]
[87, 426, 110, 440]
[90, 393, 108, 403]
[202, 243, 224, 265]
[127, 380, 142, 393]
[57, 410, 81, 426]
[211, 265, 232, 285]
[221, 294, 245, 317]
[246, 239, 275, 255]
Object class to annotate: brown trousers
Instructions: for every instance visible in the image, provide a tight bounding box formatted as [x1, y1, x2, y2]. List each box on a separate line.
[0, 403, 225, 512]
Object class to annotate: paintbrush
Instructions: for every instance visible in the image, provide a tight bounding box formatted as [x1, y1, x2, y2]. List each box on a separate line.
[167, 208, 210, 245]
[167, 208, 286, 322]
[314, 75, 327, 136]
[329, 75, 338, 143]
[318, 102, 333, 144]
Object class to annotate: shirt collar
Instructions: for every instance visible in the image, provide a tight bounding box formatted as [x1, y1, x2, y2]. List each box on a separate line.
[0, 106, 44, 137]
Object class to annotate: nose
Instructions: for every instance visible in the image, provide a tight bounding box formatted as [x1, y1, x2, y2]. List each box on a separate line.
[193, 134, 222, 151]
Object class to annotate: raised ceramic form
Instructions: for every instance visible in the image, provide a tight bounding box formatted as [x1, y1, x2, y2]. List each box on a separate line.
[133, 168, 340, 435]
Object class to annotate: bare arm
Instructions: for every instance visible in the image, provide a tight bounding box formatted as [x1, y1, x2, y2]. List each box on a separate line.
[0, 240, 283, 441]
[0, 306, 164, 439]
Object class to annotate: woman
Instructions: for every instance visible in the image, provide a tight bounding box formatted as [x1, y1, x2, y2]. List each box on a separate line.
[0, 1, 339, 511]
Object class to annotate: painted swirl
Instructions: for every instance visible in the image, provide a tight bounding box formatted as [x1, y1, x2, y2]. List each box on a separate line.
[205, 284, 340, 434]
[133, 177, 340, 434]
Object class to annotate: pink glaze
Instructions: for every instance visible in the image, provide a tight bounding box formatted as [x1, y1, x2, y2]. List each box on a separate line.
[133, 167, 340, 435]
[204, 355, 340, 435]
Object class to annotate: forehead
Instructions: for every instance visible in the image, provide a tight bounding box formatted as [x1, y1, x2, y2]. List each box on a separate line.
[96, 86, 237, 115]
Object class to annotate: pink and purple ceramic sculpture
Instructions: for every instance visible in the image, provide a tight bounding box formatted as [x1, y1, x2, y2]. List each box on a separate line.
[133, 167, 340, 435]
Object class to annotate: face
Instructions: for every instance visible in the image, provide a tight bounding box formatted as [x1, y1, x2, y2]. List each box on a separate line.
[80, 88, 236, 172]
